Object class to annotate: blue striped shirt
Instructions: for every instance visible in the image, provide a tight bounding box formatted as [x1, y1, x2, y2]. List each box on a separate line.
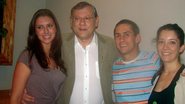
[112, 51, 160, 103]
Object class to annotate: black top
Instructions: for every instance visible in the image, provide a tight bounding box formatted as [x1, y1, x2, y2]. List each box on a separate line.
[148, 64, 185, 104]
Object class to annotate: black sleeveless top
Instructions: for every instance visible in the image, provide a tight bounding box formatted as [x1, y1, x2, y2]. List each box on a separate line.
[148, 64, 185, 104]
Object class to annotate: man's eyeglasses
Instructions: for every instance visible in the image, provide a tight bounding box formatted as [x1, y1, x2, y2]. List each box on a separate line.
[72, 17, 94, 23]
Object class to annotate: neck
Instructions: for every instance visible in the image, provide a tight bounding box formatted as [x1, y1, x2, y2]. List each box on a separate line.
[163, 61, 181, 73]
[43, 44, 51, 57]
[122, 49, 140, 62]
[77, 34, 94, 48]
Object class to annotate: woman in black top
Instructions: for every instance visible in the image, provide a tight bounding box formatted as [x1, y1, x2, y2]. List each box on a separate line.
[148, 24, 185, 104]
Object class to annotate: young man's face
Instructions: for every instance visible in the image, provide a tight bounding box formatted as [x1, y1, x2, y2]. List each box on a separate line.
[114, 24, 140, 57]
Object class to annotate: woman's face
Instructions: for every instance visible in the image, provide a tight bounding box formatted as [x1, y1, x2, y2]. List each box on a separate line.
[157, 30, 184, 63]
[35, 16, 56, 46]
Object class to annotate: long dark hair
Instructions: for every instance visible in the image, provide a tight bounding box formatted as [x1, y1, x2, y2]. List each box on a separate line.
[27, 9, 65, 72]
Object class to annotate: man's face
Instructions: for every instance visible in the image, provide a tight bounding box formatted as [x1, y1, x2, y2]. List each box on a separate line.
[71, 6, 99, 41]
[114, 24, 140, 56]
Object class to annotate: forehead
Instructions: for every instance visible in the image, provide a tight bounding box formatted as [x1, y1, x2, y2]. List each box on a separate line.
[72, 6, 94, 17]
[35, 16, 54, 24]
[115, 24, 133, 32]
[159, 30, 178, 39]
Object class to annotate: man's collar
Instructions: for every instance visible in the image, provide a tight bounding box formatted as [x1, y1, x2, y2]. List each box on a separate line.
[74, 33, 98, 46]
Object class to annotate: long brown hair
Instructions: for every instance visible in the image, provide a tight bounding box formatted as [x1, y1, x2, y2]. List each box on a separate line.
[27, 9, 65, 73]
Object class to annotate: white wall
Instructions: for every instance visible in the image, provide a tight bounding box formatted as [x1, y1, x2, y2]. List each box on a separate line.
[0, 0, 46, 90]
[46, 0, 185, 62]
[1, 0, 185, 90]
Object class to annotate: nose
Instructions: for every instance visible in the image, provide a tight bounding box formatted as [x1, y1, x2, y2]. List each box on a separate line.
[79, 18, 86, 25]
[162, 42, 169, 49]
[119, 34, 126, 41]
[44, 27, 49, 34]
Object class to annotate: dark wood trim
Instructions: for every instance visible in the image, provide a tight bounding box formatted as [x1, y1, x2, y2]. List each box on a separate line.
[0, 90, 10, 104]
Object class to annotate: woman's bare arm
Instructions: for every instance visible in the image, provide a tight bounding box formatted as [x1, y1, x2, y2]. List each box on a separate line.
[10, 62, 31, 104]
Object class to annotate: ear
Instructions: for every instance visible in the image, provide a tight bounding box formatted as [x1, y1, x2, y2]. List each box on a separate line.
[95, 16, 99, 29]
[136, 34, 141, 44]
[70, 17, 73, 29]
[179, 44, 185, 54]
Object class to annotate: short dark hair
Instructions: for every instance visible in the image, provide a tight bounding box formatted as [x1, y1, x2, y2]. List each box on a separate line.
[71, 1, 98, 18]
[114, 19, 140, 35]
[157, 23, 184, 46]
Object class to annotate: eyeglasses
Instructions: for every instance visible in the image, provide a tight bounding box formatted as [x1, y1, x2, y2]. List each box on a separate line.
[72, 17, 94, 23]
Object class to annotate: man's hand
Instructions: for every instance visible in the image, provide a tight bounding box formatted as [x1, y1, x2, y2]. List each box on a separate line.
[21, 89, 34, 104]
[181, 69, 185, 77]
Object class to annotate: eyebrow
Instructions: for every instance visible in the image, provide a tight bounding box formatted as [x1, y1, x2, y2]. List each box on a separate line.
[159, 38, 178, 40]
[115, 31, 133, 34]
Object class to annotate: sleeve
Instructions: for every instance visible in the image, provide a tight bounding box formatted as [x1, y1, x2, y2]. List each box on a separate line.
[17, 50, 30, 68]
[174, 74, 185, 104]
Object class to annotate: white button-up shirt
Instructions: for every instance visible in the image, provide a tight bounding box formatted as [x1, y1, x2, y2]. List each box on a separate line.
[69, 33, 104, 104]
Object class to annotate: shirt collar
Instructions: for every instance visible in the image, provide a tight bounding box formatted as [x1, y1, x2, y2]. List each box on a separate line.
[74, 32, 98, 46]
[121, 51, 141, 64]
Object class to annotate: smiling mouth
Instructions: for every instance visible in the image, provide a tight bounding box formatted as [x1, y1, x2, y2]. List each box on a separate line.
[119, 43, 127, 48]
[43, 35, 51, 39]
[161, 52, 171, 56]
[79, 28, 87, 31]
